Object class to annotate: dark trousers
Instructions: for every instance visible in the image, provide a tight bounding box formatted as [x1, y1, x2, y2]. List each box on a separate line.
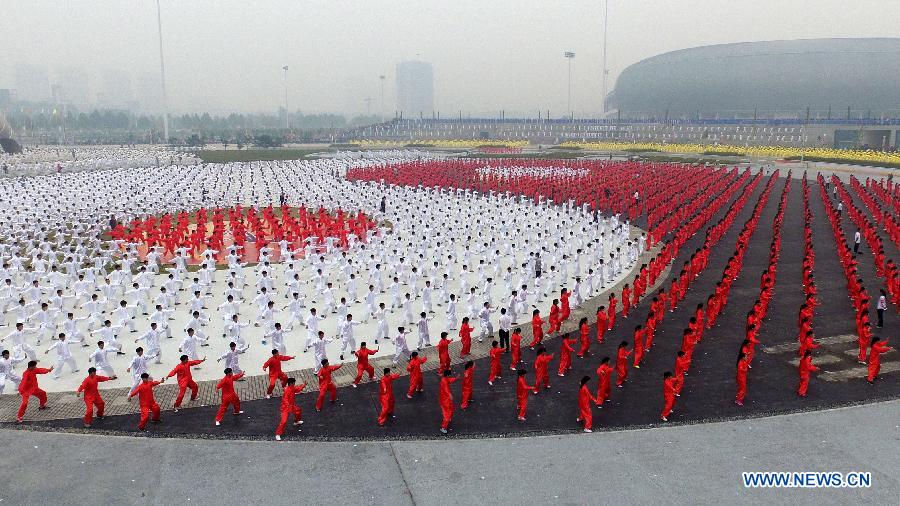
[854, 242, 860, 254]
[499, 329, 510, 350]
[877, 308, 884, 328]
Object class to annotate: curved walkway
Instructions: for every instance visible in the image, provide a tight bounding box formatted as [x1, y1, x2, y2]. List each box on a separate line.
[1, 400, 896, 504]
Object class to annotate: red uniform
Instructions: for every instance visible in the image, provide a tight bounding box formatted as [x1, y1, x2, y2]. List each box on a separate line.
[596, 310, 608, 343]
[353, 347, 378, 385]
[595, 363, 612, 405]
[129, 380, 163, 430]
[407, 356, 427, 397]
[488, 347, 504, 383]
[275, 383, 306, 436]
[607, 296, 617, 330]
[77, 374, 111, 425]
[560, 292, 571, 322]
[660, 376, 677, 419]
[17, 367, 51, 421]
[315, 364, 342, 410]
[167, 360, 203, 408]
[215, 372, 245, 422]
[510, 331, 523, 370]
[378, 373, 400, 425]
[547, 304, 561, 334]
[439, 375, 458, 429]
[674, 354, 690, 395]
[632, 328, 646, 367]
[458, 323, 473, 358]
[438, 338, 452, 372]
[615, 347, 632, 386]
[577, 323, 590, 357]
[534, 353, 554, 391]
[797, 356, 818, 397]
[529, 315, 544, 347]
[867, 341, 893, 382]
[516, 375, 534, 419]
[263, 355, 294, 395]
[735, 358, 750, 404]
[558, 337, 574, 376]
[577, 384, 599, 430]
[460, 366, 474, 408]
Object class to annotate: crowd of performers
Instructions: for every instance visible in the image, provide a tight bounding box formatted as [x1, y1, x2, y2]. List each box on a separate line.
[9, 160, 897, 439]
[109, 205, 377, 262]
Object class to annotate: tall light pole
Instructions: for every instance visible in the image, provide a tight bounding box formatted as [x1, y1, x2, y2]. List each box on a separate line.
[379, 75, 386, 123]
[564, 51, 576, 118]
[156, 0, 169, 143]
[600, 0, 609, 117]
[282, 65, 289, 130]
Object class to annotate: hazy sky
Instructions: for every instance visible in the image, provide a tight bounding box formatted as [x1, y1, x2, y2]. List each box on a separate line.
[2, 0, 898, 116]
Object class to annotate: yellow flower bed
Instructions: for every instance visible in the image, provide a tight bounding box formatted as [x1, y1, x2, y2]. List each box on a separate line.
[559, 141, 900, 166]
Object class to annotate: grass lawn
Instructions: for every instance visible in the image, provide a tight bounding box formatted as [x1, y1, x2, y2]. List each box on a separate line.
[196, 149, 329, 163]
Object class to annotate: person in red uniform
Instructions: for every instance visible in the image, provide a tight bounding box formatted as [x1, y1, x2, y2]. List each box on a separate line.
[867, 338, 894, 383]
[378, 367, 401, 425]
[576, 317, 590, 358]
[487, 340, 504, 385]
[128, 373, 166, 430]
[437, 332, 452, 373]
[596, 306, 608, 343]
[510, 327, 523, 371]
[407, 351, 427, 398]
[515, 368, 534, 421]
[528, 310, 544, 348]
[621, 284, 632, 318]
[673, 350, 689, 395]
[607, 294, 617, 330]
[460, 360, 475, 409]
[458, 318, 474, 358]
[557, 333, 575, 376]
[559, 288, 571, 322]
[438, 369, 458, 433]
[735, 352, 750, 406]
[76, 367, 114, 427]
[533, 347, 554, 392]
[352, 342, 378, 386]
[315, 359, 343, 411]
[632, 325, 646, 368]
[168, 354, 205, 410]
[595, 357, 612, 406]
[660, 371, 677, 421]
[615, 341, 632, 387]
[215, 367, 245, 425]
[577, 375, 599, 432]
[797, 351, 819, 397]
[16, 361, 53, 423]
[263, 350, 294, 398]
[275, 377, 306, 440]
[547, 300, 561, 335]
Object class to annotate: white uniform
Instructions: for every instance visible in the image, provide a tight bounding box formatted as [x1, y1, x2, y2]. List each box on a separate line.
[47, 339, 78, 377]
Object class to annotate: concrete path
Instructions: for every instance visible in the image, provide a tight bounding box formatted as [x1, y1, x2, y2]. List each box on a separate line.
[1, 399, 896, 504]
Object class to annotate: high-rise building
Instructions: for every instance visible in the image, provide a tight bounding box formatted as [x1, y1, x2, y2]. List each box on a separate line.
[396, 60, 433, 118]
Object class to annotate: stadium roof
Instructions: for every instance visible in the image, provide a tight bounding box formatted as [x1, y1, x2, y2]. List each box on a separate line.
[608, 38, 900, 117]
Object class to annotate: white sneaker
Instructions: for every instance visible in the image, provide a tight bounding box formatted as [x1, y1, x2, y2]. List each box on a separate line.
[275, 435, 282, 441]
[215, 421, 220, 426]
